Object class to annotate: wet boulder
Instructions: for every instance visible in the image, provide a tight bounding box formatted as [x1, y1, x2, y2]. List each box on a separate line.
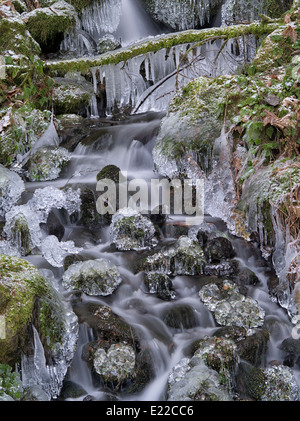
[0, 14, 41, 63]
[23, 1, 77, 52]
[62, 258, 122, 296]
[204, 233, 235, 263]
[162, 304, 198, 330]
[110, 208, 158, 251]
[74, 303, 154, 393]
[213, 326, 270, 367]
[96, 164, 121, 183]
[238, 364, 300, 401]
[53, 76, 94, 116]
[0, 255, 78, 376]
[144, 271, 175, 300]
[199, 280, 265, 329]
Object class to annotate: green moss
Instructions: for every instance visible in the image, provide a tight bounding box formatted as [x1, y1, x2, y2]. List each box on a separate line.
[96, 164, 121, 183]
[0, 17, 41, 60]
[43, 21, 280, 76]
[0, 255, 68, 364]
[0, 364, 21, 400]
[25, 1, 77, 48]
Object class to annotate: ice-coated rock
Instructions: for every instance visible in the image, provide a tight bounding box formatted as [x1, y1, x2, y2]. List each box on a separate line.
[0, 164, 25, 218]
[3, 186, 81, 256]
[110, 207, 158, 251]
[93, 343, 136, 383]
[199, 280, 265, 329]
[62, 258, 122, 296]
[41, 235, 82, 268]
[29, 186, 81, 223]
[167, 355, 231, 401]
[261, 365, 300, 401]
[145, 236, 206, 276]
[144, 271, 175, 300]
[4, 204, 42, 254]
[26, 147, 70, 182]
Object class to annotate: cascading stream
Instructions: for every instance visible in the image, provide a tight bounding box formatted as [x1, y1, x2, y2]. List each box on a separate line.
[6, 0, 298, 402]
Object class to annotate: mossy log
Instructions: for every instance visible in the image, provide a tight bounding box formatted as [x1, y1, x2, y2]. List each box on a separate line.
[41, 21, 281, 77]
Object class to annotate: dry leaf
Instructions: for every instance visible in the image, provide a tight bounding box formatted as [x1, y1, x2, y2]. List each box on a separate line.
[284, 13, 292, 24]
[282, 25, 299, 44]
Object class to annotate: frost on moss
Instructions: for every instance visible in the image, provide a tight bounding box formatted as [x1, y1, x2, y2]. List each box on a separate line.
[153, 75, 239, 178]
[0, 105, 52, 166]
[52, 76, 94, 115]
[0, 16, 41, 61]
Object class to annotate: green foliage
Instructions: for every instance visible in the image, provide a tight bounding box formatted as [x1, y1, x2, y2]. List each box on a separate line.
[7, 55, 55, 110]
[0, 364, 22, 401]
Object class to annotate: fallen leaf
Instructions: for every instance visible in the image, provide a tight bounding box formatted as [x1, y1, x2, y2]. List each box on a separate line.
[282, 25, 299, 44]
[284, 13, 292, 24]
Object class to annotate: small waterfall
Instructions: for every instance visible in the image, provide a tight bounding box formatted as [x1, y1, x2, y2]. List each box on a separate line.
[118, 0, 161, 46]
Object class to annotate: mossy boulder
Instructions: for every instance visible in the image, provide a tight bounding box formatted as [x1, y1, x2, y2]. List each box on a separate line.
[167, 355, 232, 401]
[251, 25, 299, 73]
[110, 208, 158, 251]
[96, 164, 121, 183]
[144, 271, 175, 300]
[52, 76, 94, 115]
[0, 255, 71, 365]
[0, 16, 41, 62]
[240, 364, 300, 401]
[74, 302, 154, 393]
[23, 1, 77, 51]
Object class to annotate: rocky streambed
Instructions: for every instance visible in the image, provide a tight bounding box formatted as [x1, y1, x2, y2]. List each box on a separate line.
[0, 0, 299, 403]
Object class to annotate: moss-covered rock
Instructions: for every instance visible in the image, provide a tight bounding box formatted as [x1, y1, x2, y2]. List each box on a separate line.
[96, 164, 121, 183]
[152, 75, 240, 178]
[0, 255, 70, 365]
[144, 271, 175, 300]
[167, 354, 232, 401]
[0, 16, 41, 62]
[23, 1, 77, 51]
[242, 364, 300, 400]
[52, 76, 94, 115]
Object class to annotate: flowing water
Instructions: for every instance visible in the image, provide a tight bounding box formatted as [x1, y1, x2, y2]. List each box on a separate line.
[20, 110, 300, 401]
[12, 0, 300, 401]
